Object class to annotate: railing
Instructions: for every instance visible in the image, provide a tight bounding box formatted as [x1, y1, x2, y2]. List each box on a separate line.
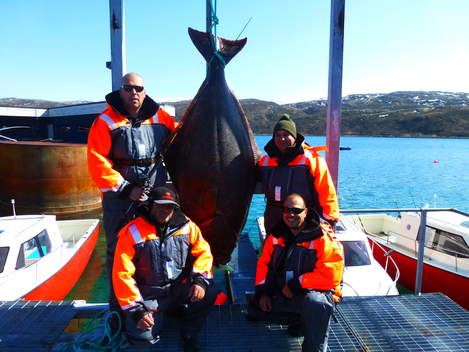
[367, 238, 400, 295]
[341, 207, 468, 295]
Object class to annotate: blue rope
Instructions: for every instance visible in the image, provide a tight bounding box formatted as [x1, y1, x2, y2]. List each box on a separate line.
[209, 0, 219, 38]
[57, 311, 128, 352]
[208, 51, 226, 67]
[208, 0, 226, 67]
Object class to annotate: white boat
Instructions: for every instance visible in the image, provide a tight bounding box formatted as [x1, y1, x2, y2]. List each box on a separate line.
[256, 216, 399, 297]
[0, 214, 100, 301]
[345, 209, 469, 310]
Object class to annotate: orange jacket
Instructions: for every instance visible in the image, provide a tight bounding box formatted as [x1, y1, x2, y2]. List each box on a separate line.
[87, 104, 175, 193]
[255, 222, 343, 301]
[112, 213, 213, 310]
[258, 141, 339, 221]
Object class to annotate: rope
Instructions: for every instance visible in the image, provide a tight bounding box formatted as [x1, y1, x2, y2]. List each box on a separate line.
[208, 51, 226, 67]
[57, 311, 128, 352]
[209, 0, 219, 38]
[207, 0, 226, 67]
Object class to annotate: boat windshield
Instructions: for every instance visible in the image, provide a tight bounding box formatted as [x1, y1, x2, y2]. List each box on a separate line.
[424, 226, 469, 258]
[342, 241, 371, 266]
[0, 247, 9, 273]
[15, 229, 52, 269]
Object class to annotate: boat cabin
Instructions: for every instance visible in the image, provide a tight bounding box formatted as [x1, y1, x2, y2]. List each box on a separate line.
[0, 215, 64, 278]
[421, 211, 469, 259]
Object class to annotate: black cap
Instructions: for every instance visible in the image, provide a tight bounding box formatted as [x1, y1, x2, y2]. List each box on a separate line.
[149, 186, 179, 207]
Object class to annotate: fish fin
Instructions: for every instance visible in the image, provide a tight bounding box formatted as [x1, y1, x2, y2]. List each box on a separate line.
[188, 27, 247, 65]
[188, 27, 215, 62]
[217, 36, 247, 65]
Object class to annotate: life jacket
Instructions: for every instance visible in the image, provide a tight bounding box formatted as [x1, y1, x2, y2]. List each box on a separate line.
[113, 211, 213, 309]
[258, 146, 320, 211]
[257, 136, 339, 231]
[87, 93, 176, 193]
[103, 107, 172, 187]
[256, 221, 343, 302]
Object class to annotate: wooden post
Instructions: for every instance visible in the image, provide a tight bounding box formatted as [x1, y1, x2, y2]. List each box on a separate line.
[326, 0, 345, 191]
[108, 0, 126, 91]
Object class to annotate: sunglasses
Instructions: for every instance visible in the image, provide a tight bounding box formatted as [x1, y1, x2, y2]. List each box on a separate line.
[283, 207, 306, 215]
[122, 84, 144, 93]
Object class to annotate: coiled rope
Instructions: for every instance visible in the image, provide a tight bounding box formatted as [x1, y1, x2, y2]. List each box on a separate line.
[57, 310, 128, 352]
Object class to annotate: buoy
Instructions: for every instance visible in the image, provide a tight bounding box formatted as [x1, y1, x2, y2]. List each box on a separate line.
[433, 160, 439, 163]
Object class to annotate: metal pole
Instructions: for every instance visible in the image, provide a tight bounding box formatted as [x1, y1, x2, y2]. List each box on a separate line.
[206, 0, 217, 75]
[108, 0, 126, 91]
[326, 0, 345, 191]
[206, 0, 213, 35]
[415, 209, 427, 295]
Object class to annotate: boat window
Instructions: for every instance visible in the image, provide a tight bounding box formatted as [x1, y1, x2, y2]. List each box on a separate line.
[334, 220, 346, 232]
[0, 247, 9, 273]
[425, 227, 469, 258]
[37, 230, 52, 255]
[15, 245, 26, 269]
[342, 240, 371, 266]
[15, 230, 51, 269]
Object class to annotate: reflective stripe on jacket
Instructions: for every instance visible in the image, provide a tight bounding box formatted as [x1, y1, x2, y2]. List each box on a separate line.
[257, 144, 339, 221]
[255, 223, 343, 301]
[112, 216, 213, 310]
[87, 106, 176, 192]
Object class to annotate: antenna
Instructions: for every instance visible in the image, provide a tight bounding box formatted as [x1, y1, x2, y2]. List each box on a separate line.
[11, 199, 16, 218]
[235, 17, 253, 40]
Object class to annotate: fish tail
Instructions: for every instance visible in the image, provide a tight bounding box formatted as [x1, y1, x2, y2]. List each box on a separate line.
[188, 27, 247, 66]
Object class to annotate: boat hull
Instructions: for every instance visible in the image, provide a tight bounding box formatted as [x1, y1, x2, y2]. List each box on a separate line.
[23, 223, 100, 301]
[0, 141, 101, 215]
[368, 238, 469, 310]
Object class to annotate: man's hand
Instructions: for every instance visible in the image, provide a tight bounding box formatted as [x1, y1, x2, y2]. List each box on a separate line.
[188, 284, 205, 302]
[259, 295, 272, 312]
[137, 312, 154, 331]
[129, 186, 148, 201]
[282, 284, 294, 299]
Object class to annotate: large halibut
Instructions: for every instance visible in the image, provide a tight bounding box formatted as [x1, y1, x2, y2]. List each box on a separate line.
[165, 28, 260, 265]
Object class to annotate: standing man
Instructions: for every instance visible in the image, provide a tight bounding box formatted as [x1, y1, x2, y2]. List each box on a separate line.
[113, 186, 218, 351]
[248, 193, 344, 351]
[87, 73, 176, 312]
[257, 114, 339, 233]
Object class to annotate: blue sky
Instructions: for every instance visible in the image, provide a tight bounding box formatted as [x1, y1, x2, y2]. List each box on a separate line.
[1, 0, 468, 104]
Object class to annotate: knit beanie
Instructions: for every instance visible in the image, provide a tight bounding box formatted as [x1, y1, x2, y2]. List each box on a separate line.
[273, 114, 297, 139]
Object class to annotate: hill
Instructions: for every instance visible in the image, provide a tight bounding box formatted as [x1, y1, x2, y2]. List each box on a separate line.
[165, 91, 469, 138]
[2, 91, 468, 137]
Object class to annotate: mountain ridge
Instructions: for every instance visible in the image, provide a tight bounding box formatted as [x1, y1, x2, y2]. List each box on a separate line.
[2, 91, 468, 137]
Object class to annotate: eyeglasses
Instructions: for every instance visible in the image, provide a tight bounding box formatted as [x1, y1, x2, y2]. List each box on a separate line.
[122, 84, 144, 93]
[283, 207, 306, 215]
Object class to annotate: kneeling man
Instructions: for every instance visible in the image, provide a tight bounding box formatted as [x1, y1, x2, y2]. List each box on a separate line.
[249, 193, 344, 352]
[113, 186, 218, 351]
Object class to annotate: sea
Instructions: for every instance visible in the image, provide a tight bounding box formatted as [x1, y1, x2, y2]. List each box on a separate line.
[66, 135, 469, 302]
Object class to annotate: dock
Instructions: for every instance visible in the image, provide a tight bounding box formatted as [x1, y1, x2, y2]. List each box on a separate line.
[1, 234, 468, 351]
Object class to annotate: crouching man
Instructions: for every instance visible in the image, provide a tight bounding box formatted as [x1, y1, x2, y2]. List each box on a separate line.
[248, 193, 344, 352]
[112, 186, 218, 351]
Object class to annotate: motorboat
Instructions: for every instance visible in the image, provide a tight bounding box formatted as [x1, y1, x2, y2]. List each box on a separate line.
[0, 214, 100, 301]
[256, 216, 400, 297]
[346, 209, 469, 310]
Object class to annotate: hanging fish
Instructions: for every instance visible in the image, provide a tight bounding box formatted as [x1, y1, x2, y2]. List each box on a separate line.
[165, 28, 260, 265]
